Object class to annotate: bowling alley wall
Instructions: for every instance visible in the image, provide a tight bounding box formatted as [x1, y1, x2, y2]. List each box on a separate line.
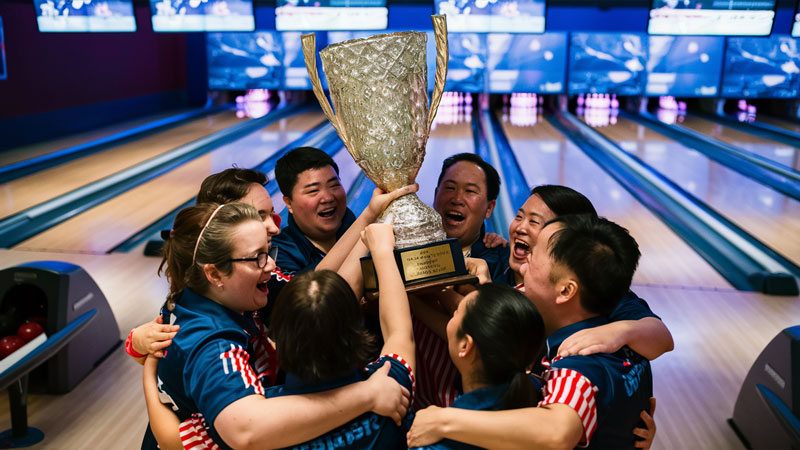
[1, 0, 799, 150]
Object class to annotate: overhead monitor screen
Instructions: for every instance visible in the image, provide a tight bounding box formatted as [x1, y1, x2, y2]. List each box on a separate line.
[486, 32, 566, 93]
[721, 35, 800, 98]
[646, 36, 724, 97]
[446, 33, 487, 92]
[150, 0, 255, 32]
[208, 32, 311, 90]
[568, 33, 647, 95]
[35, 0, 136, 32]
[276, 0, 388, 31]
[0, 17, 6, 80]
[436, 0, 545, 33]
[648, 0, 776, 36]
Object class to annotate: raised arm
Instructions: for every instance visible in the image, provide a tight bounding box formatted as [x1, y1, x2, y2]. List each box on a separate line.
[316, 184, 418, 273]
[361, 223, 415, 373]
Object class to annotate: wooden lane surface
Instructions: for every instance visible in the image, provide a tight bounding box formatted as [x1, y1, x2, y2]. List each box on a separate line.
[0, 110, 246, 220]
[0, 107, 198, 168]
[503, 115, 730, 289]
[680, 115, 800, 171]
[641, 284, 800, 450]
[0, 247, 796, 449]
[598, 116, 800, 269]
[14, 111, 325, 254]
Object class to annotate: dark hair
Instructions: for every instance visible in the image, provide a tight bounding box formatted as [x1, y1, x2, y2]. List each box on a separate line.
[159, 203, 261, 311]
[197, 168, 267, 204]
[458, 283, 545, 410]
[275, 147, 340, 198]
[437, 153, 501, 202]
[269, 270, 376, 382]
[545, 215, 640, 315]
[531, 185, 597, 218]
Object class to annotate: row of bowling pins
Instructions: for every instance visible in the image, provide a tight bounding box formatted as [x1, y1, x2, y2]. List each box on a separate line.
[577, 93, 619, 110]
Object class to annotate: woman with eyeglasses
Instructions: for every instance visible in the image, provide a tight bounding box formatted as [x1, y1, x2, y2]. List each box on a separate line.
[139, 202, 410, 450]
[128, 168, 415, 360]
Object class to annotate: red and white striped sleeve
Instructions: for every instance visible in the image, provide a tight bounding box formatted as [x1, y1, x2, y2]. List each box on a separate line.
[178, 413, 220, 450]
[538, 368, 599, 447]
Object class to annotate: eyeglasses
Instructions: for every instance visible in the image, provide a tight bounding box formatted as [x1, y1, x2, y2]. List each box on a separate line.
[228, 245, 278, 269]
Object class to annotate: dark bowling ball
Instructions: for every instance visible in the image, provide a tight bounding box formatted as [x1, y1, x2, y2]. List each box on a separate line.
[17, 322, 44, 343]
[0, 336, 25, 358]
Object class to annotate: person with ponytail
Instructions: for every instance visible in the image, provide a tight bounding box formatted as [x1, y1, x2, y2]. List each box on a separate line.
[140, 202, 409, 450]
[406, 282, 545, 450]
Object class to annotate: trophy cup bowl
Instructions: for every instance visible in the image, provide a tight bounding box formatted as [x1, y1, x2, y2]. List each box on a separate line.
[302, 15, 477, 294]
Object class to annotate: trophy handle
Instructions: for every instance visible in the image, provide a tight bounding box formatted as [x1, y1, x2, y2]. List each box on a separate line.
[427, 15, 449, 135]
[301, 33, 351, 151]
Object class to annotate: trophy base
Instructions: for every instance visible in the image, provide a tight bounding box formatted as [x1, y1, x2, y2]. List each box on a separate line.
[360, 238, 478, 297]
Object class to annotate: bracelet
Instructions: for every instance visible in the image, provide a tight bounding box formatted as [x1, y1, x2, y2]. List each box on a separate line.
[125, 329, 147, 358]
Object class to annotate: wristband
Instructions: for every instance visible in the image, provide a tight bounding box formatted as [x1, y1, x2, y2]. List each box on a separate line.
[125, 329, 147, 358]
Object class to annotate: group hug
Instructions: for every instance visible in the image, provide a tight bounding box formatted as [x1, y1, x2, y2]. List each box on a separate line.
[125, 147, 674, 449]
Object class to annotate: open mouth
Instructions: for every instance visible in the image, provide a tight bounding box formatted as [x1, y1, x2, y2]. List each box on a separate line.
[444, 211, 465, 226]
[318, 207, 336, 219]
[256, 280, 269, 293]
[513, 240, 530, 259]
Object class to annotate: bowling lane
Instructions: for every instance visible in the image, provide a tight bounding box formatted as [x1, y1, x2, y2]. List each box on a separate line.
[14, 110, 325, 253]
[0, 107, 199, 167]
[679, 115, 800, 171]
[0, 109, 246, 220]
[587, 115, 800, 268]
[754, 115, 800, 135]
[503, 112, 731, 289]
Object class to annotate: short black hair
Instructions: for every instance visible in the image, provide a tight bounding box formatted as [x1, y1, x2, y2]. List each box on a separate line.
[531, 185, 597, 218]
[197, 168, 267, 204]
[545, 215, 640, 316]
[436, 153, 501, 202]
[275, 147, 340, 198]
[269, 270, 375, 382]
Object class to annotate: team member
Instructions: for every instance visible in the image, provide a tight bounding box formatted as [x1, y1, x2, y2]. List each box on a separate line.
[273, 146, 353, 273]
[412, 283, 546, 450]
[263, 223, 416, 448]
[432, 153, 506, 275]
[141, 202, 409, 450]
[408, 215, 654, 449]
[143, 223, 415, 449]
[497, 185, 673, 362]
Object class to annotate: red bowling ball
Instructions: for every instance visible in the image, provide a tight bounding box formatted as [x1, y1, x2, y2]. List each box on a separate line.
[17, 322, 45, 343]
[0, 335, 25, 358]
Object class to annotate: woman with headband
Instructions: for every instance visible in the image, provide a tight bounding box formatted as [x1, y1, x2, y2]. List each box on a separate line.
[140, 202, 409, 450]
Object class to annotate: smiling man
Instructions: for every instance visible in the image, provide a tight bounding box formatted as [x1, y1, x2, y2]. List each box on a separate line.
[273, 147, 354, 274]
[432, 153, 505, 275]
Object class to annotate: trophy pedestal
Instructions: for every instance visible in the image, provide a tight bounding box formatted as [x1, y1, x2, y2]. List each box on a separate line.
[360, 238, 479, 298]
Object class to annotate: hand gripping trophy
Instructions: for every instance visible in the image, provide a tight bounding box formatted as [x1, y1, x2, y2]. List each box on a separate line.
[301, 15, 476, 293]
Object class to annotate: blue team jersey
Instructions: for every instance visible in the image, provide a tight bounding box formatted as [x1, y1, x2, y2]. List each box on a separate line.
[272, 208, 357, 274]
[468, 224, 507, 280]
[543, 316, 653, 449]
[415, 375, 542, 450]
[264, 355, 415, 450]
[143, 289, 269, 450]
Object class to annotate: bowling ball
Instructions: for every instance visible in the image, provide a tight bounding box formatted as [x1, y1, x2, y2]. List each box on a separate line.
[0, 336, 25, 358]
[17, 322, 44, 343]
